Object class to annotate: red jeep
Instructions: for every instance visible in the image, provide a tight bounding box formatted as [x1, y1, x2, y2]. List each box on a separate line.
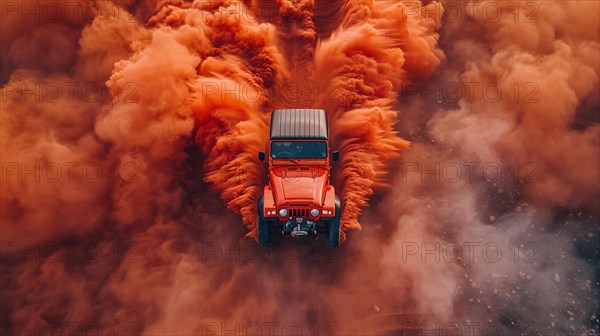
[257, 109, 342, 247]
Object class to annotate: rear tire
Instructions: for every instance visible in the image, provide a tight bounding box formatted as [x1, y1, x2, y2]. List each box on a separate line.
[257, 196, 270, 246]
[328, 196, 342, 247]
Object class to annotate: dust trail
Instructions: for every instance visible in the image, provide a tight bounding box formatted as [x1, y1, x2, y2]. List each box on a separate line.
[314, 0, 444, 239]
[276, 0, 316, 60]
[268, 0, 319, 107]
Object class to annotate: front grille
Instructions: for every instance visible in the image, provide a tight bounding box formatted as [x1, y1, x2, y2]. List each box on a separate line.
[289, 208, 309, 217]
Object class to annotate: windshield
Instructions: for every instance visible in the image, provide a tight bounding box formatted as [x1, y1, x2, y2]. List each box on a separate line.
[271, 141, 327, 159]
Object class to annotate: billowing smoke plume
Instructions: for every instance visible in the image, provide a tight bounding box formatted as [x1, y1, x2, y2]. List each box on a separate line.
[314, 0, 444, 237]
[376, 0, 600, 333]
[1, 0, 598, 335]
[182, 0, 288, 236]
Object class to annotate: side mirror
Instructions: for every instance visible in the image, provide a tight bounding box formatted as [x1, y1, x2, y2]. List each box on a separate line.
[332, 151, 340, 162]
[258, 151, 265, 161]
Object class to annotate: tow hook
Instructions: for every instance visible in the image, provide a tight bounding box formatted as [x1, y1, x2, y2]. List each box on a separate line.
[283, 217, 317, 237]
[291, 225, 308, 237]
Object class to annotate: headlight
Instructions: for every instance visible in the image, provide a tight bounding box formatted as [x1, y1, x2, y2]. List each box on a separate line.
[278, 208, 288, 217]
[310, 208, 320, 217]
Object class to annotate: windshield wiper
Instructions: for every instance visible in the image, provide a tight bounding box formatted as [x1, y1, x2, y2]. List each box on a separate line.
[279, 158, 301, 165]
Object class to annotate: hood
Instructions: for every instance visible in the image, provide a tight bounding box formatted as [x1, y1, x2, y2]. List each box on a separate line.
[270, 167, 328, 206]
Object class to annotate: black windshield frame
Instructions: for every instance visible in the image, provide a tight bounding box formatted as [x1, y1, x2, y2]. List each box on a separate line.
[270, 141, 328, 159]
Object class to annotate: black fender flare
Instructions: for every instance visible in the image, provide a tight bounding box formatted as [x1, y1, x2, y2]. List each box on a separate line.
[334, 195, 341, 217]
[257, 195, 264, 219]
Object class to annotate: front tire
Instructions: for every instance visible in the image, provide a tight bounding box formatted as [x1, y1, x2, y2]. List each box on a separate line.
[328, 196, 342, 247]
[258, 219, 270, 246]
[328, 217, 341, 247]
[257, 196, 270, 246]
